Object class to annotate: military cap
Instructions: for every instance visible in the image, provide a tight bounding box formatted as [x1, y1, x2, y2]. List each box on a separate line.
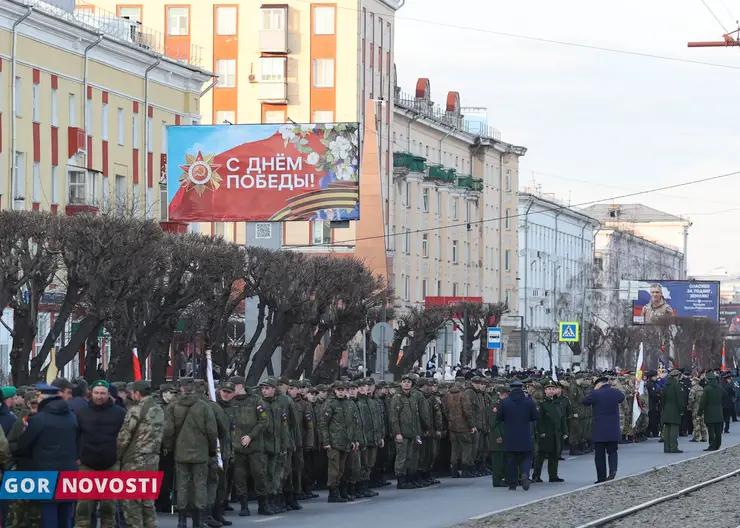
[89, 380, 110, 390]
[543, 379, 558, 388]
[219, 381, 235, 392]
[52, 378, 72, 391]
[401, 373, 413, 381]
[645, 370, 658, 378]
[409, 373, 420, 380]
[454, 376, 465, 383]
[159, 383, 175, 392]
[376, 381, 386, 388]
[416, 378, 428, 387]
[194, 378, 206, 387]
[229, 376, 246, 386]
[1, 387, 16, 399]
[348, 381, 358, 389]
[35, 382, 61, 394]
[669, 369, 681, 377]
[259, 377, 277, 388]
[288, 380, 301, 388]
[510, 381, 523, 389]
[316, 384, 327, 392]
[594, 376, 609, 385]
[179, 377, 195, 388]
[278, 376, 290, 385]
[471, 376, 482, 383]
[132, 380, 151, 393]
[124, 382, 135, 392]
[24, 390, 37, 403]
[300, 380, 312, 388]
[111, 381, 127, 390]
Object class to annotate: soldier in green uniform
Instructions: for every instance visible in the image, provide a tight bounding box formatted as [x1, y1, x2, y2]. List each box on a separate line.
[700, 372, 725, 451]
[564, 378, 584, 455]
[465, 378, 484, 476]
[488, 385, 508, 487]
[118, 380, 165, 528]
[532, 380, 567, 483]
[688, 377, 707, 443]
[274, 378, 296, 512]
[661, 369, 685, 453]
[553, 381, 570, 460]
[414, 378, 434, 486]
[423, 379, 443, 485]
[298, 381, 320, 499]
[260, 378, 289, 513]
[391, 374, 423, 488]
[163, 378, 218, 528]
[356, 379, 381, 497]
[214, 381, 235, 525]
[232, 379, 269, 515]
[321, 382, 355, 503]
[284, 381, 305, 510]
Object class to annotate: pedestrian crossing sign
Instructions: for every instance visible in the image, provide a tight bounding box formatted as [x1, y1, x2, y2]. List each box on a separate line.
[559, 322, 579, 342]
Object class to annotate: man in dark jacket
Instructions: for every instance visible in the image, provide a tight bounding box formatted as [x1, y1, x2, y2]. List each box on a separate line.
[74, 380, 126, 528]
[14, 382, 78, 528]
[720, 373, 735, 433]
[701, 372, 726, 451]
[645, 371, 660, 437]
[661, 370, 686, 453]
[583, 376, 625, 483]
[0, 387, 17, 435]
[496, 381, 538, 491]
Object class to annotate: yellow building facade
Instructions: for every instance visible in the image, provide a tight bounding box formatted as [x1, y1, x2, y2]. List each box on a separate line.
[0, 0, 213, 217]
[88, 0, 402, 257]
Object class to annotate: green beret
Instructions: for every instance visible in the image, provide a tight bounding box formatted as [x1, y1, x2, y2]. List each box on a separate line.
[219, 381, 235, 392]
[89, 380, 110, 390]
[229, 376, 246, 386]
[1, 387, 16, 399]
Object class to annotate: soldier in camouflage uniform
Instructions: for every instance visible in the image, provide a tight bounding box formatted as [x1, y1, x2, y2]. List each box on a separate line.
[356, 378, 381, 497]
[232, 379, 269, 515]
[274, 378, 296, 512]
[313, 384, 330, 489]
[298, 381, 320, 499]
[260, 378, 289, 513]
[688, 377, 708, 442]
[155, 383, 177, 513]
[391, 374, 423, 488]
[321, 382, 356, 503]
[117, 380, 165, 528]
[422, 379, 443, 484]
[163, 377, 218, 528]
[463, 378, 483, 477]
[214, 381, 235, 525]
[284, 381, 305, 510]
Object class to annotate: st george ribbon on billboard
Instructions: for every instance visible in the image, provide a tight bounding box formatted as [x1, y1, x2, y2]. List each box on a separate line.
[632, 280, 720, 324]
[166, 123, 360, 222]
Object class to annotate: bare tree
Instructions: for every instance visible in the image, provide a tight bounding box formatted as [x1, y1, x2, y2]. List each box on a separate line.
[387, 306, 447, 377]
[534, 329, 558, 374]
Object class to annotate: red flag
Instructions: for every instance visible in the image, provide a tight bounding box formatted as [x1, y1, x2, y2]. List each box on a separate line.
[722, 341, 728, 372]
[132, 348, 142, 381]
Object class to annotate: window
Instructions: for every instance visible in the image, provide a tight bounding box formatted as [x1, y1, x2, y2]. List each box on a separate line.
[422, 234, 428, 258]
[160, 187, 168, 220]
[89, 171, 98, 205]
[51, 88, 58, 127]
[452, 197, 458, 220]
[313, 59, 334, 88]
[51, 166, 59, 204]
[505, 208, 511, 230]
[68, 94, 76, 127]
[216, 59, 236, 88]
[505, 249, 511, 271]
[505, 289, 511, 306]
[437, 281, 442, 295]
[422, 279, 428, 299]
[14, 77, 21, 116]
[505, 169, 511, 191]
[85, 98, 92, 132]
[465, 242, 470, 265]
[118, 6, 141, 22]
[263, 111, 285, 124]
[435, 236, 441, 259]
[452, 240, 459, 263]
[32, 162, 40, 202]
[312, 221, 331, 245]
[167, 7, 189, 36]
[132, 114, 139, 148]
[146, 187, 153, 218]
[400, 229, 407, 253]
[117, 108, 124, 145]
[403, 275, 410, 300]
[404, 229, 411, 254]
[437, 191, 442, 213]
[216, 110, 236, 125]
[259, 57, 285, 82]
[115, 175, 126, 211]
[32, 83, 40, 122]
[314, 6, 335, 34]
[147, 117, 153, 152]
[101, 175, 109, 210]
[132, 183, 140, 212]
[68, 170, 86, 205]
[216, 6, 237, 35]
[161, 121, 168, 152]
[101, 104, 108, 140]
[261, 7, 285, 30]
[465, 201, 470, 223]
[422, 188, 429, 212]
[452, 282, 458, 296]
[312, 110, 334, 123]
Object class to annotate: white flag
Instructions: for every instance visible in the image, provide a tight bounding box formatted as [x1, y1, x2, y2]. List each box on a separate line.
[631, 342, 645, 428]
[205, 350, 223, 469]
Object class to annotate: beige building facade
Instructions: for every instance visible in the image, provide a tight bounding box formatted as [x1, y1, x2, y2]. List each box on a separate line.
[391, 77, 526, 312]
[0, 0, 212, 217]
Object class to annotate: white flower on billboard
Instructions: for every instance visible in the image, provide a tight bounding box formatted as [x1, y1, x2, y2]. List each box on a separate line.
[336, 164, 355, 181]
[330, 136, 352, 160]
[300, 124, 313, 133]
[350, 130, 359, 146]
[279, 124, 296, 141]
[306, 152, 320, 165]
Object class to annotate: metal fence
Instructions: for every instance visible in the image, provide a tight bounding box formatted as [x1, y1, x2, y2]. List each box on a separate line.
[394, 90, 502, 141]
[20, 0, 204, 68]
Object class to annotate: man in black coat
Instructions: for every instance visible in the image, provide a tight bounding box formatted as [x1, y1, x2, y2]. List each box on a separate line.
[721, 373, 735, 433]
[496, 381, 539, 491]
[14, 382, 78, 528]
[645, 371, 660, 437]
[582, 376, 625, 483]
[74, 380, 126, 528]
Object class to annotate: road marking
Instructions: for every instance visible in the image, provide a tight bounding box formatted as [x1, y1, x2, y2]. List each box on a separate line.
[346, 499, 371, 505]
[252, 516, 284, 523]
[468, 445, 728, 521]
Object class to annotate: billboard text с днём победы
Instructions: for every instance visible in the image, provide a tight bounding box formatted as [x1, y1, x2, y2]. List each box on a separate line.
[166, 123, 360, 222]
[632, 280, 719, 324]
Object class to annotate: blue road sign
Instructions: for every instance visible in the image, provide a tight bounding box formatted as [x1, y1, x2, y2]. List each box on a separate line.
[559, 322, 579, 342]
[487, 327, 502, 349]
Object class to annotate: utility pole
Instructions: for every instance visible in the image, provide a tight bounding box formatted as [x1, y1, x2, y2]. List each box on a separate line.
[688, 29, 740, 48]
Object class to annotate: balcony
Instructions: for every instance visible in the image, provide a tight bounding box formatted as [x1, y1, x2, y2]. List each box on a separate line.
[258, 82, 287, 102]
[457, 175, 484, 192]
[427, 165, 456, 183]
[393, 152, 426, 173]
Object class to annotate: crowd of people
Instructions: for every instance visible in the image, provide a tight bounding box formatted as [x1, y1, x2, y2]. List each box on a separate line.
[0, 362, 734, 527]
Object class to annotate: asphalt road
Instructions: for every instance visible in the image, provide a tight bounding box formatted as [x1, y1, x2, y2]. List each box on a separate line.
[157, 431, 740, 528]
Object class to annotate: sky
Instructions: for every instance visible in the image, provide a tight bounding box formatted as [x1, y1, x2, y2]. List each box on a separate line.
[393, 0, 740, 275]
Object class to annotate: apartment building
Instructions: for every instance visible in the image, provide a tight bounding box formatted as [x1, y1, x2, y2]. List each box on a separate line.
[0, 0, 212, 219]
[391, 77, 526, 311]
[89, 0, 403, 251]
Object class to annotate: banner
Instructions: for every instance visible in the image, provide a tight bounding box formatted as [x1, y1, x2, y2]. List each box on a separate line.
[0, 471, 163, 500]
[132, 348, 142, 381]
[719, 304, 740, 334]
[632, 280, 719, 324]
[631, 342, 645, 428]
[205, 350, 223, 469]
[166, 123, 361, 222]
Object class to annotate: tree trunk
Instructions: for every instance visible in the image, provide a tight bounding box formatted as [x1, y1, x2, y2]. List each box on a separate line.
[312, 322, 362, 384]
[83, 322, 103, 383]
[10, 308, 35, 386]
[245, 315, 293, 386]
[34, 287, 81, 373]
[107, 338, 134, 382]
[284, 328, 325, 379]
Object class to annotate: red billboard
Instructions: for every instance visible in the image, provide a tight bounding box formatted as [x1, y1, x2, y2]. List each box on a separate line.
[424, 296, 483, 308]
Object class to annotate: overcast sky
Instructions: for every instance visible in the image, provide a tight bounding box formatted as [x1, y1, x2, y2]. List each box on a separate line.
[393, 0, 740, 275]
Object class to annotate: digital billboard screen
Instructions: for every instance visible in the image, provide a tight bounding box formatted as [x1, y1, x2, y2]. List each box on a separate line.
[719, 304, 740, 335]
[166, 123, 360, 222]
[632, 280, 719, 324]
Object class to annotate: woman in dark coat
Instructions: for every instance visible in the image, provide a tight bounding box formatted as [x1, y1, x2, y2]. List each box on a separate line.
[583, 376, 625, 483]
[496, 381, 539, 490]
